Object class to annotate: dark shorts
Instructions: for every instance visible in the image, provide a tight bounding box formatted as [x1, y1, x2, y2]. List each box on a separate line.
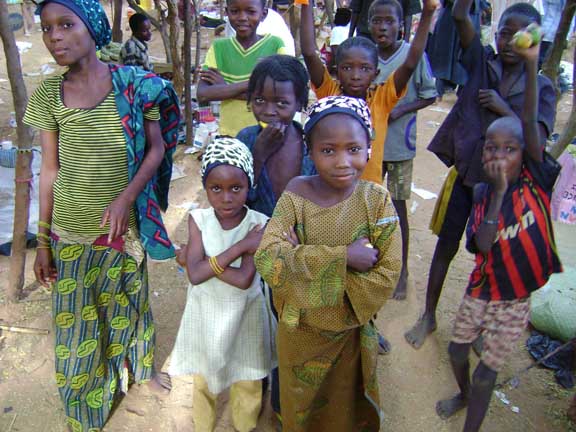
[438, 175, 474, 243]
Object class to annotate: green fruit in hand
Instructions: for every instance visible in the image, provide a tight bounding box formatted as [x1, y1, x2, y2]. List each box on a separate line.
[526, 23, 542, 44]
[513, 24, 542, 49]
[513, 30, 532, 49]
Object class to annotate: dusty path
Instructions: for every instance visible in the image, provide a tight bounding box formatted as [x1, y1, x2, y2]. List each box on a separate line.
[1, 21, 575, 432]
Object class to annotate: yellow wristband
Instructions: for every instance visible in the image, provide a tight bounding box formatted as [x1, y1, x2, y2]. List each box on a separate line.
[209, 256, 224, 275]
[38, 220, 51, 230]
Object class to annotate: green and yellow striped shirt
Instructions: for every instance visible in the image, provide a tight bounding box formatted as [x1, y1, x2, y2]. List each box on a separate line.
[203, 34, 287, 137]
[24, 74, 159, 237]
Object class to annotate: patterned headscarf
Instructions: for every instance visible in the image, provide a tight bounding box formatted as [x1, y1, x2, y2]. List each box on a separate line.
[303, 95, 373, 142]
[202, 137, 255, 188]
[36, 0, 112, 50]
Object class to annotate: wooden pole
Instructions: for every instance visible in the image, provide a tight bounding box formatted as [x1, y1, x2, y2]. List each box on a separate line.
[193, 0, 201, 82]
[541, 0, 576, 96]
[112, 0, 123, 43]
[166, 0, 183, 96]
[183, 0, 194, 147]
[550, 42, 576, 159]
[289, 0, 301, 57]
[0, 1, 34, 302]
[0, 324, 50, 335]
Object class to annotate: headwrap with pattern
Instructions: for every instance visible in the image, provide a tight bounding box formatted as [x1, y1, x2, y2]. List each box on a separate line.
[36, 0, 112, 50]
[303, 95, 374, 143]
[202, 137, 255, 188]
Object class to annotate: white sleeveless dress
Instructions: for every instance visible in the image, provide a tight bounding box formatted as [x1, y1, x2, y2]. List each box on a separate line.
[169, 207, 276, 394]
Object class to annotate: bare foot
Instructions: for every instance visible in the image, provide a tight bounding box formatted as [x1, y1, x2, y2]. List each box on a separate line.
[392, 268, 408, 300]
[436, 393, 467, 419]
[147, 372, 172, 396]
[404, 314, 437, 349]
[378, 333, 392, 355]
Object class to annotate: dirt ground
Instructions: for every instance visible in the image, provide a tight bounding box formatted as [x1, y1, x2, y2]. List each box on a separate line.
[1, 12, 575, 432]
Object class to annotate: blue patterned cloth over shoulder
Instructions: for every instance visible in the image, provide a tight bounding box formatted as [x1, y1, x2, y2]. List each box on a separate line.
[110, 64, 180, 260]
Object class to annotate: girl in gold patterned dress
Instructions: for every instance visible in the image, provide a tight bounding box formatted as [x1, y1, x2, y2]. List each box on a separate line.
[255, 96, 401, 431]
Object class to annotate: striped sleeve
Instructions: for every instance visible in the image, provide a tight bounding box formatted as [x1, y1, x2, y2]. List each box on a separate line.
[203, 44, 217, 69]
[144, 105, 160, 121]
[312, 67, 342, 99]
[23, 76, 59, 131]
[274, 35, 286, 54]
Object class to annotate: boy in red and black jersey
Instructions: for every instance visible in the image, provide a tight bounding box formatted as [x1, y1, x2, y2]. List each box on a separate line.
[435, 32, 562, 432]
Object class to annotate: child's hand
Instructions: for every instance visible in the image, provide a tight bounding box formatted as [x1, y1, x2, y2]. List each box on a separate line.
[253, 122, 287, 163]
[200, 68, 226, 85]
[347, 237, 379, 272]
[511, 40, 540, 64]
[422, 0, 440, 15]
[241, 225, 264, 254]
[283, 226, 299, 247]
[510, 23, 541, 63]
[100, 195, 132, 243]
[484, 160, 508, 194]
[175, 243, 188, 268]
[34, 248, 57, 287]
[388, 106, 404, 123]
[478, 89, 510, 116]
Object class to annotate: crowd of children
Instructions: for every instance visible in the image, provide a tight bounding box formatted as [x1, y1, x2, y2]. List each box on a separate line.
[25, 0, 566, 431]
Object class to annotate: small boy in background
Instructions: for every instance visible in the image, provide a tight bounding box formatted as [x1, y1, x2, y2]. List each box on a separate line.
[436, 39, 562, 432]
[370, 0, 437, 300]
[121, 13, 153, 71]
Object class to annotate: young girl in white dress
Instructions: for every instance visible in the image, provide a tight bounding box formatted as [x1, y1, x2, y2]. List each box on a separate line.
[169, 137, 274, 432]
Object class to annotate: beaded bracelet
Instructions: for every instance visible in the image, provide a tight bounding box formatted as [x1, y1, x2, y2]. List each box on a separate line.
[209, 256, 224, 275]
[37, 232, 50, 240]
[38, 220, 51, 230]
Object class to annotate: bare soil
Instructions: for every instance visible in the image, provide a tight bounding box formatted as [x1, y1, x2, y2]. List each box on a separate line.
[1, 13, 575, 432]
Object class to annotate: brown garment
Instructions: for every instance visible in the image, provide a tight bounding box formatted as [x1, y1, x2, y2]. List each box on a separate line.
[255, 181, 401, 431]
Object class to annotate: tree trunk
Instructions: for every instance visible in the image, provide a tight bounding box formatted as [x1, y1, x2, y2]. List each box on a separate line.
[167, 0, 183, 96]
[324, 0, 334, 26]
[549, 42, 576, 159]
[194, 3, 202, 82]
[290, 0, 301, 57]
[112, 0, 123, 43]
[0, 1, 34, 302]
[127, 0, 172, 63]
[541, 0, 576, 94]
[183, 0, 194, 147]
